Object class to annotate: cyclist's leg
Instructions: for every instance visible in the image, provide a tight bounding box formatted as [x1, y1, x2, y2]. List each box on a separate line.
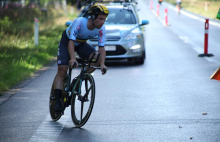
[76, 42, 98, 73]
[87, 52, 101, 73]
[49, 78, 62, 121]
[53, 30, 70, 112]
[54, 65, 68, 89]
[53, 65, 68, 112]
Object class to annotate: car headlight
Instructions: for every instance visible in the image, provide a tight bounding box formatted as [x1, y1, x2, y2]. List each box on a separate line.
[129, 44, 141, 53]
[130, 44, 141, 50]
[124, 28, 141, 41]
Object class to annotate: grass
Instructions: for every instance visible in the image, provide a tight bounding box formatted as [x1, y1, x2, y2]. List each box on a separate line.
[0, 26, 62, 91]
[164, 0, 220, 20]
[0, 5, 79, 94]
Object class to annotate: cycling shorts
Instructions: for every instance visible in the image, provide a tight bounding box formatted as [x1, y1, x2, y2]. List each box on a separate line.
[57, 30, 96, 66]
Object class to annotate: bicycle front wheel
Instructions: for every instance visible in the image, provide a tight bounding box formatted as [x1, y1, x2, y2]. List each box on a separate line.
[71, 73, 95, 128]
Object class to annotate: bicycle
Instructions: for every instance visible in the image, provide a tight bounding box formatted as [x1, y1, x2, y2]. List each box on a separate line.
[49, 58, 106, 127]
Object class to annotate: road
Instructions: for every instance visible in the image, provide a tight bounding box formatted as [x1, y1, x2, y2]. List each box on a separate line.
[0, 0, 220, 142]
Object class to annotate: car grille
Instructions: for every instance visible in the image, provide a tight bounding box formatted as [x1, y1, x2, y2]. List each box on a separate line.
[106, 45, 126, 56]
[89, 36, 121, 42]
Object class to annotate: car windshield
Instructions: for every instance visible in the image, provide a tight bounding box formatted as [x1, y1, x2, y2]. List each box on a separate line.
[105, 9, 136, 24]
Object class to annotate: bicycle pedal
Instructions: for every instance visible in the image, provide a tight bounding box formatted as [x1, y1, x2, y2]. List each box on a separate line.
[84, 98, 89, 102]
[77, 96, 84, 101]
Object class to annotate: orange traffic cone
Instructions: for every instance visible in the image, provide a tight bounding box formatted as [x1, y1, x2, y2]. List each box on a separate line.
[210, 67, 220, 81]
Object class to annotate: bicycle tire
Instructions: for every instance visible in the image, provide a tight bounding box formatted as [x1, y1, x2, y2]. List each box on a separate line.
[71, 73, 95, 128]
[49, 77, 66, 121]
[49, 79, 62, 121]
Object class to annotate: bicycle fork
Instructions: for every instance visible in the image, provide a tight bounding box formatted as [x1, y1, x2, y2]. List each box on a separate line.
[74, 66, 90, 102]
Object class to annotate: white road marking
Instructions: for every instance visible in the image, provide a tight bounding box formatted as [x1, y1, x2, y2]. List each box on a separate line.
[151, 5, 219, 66]
[167, 4, 220, 28]
[29, 107, 71, 142]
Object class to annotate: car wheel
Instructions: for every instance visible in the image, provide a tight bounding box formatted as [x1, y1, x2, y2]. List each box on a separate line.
[135, 52, 145, 65]
[135, 58, 144, 64]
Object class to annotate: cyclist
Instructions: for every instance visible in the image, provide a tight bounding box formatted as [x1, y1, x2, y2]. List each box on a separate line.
[53, 4, 109, 112]
[176, 0, 181, 13]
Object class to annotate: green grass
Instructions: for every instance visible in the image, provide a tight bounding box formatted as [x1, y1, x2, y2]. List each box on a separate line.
[0, 26, 63, 92]
[0, 5, 78, 94]
[164, 0, 220, 20]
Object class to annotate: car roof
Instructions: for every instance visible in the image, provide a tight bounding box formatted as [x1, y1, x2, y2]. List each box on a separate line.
[81, 1, 135, 10]
[79, 1, 137, 18]
[106, 5, 132, 9]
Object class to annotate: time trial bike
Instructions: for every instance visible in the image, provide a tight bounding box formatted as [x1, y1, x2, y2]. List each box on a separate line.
[49, 58, 105, 128]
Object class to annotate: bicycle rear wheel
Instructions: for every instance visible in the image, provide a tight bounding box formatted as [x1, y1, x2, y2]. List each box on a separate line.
[71, 73, 95, 128]
[49, 79, 62, 121]
[49, 77, 67, 121]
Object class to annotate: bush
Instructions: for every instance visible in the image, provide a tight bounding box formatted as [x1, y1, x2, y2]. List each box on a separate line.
[0, 3, 41, 35]
[0, 16, 12, 32]
[0, 2, 77, 93]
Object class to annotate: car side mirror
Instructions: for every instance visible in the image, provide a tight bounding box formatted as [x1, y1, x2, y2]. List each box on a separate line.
[140, 20, 149, 26]
[65, 21, 72, 27]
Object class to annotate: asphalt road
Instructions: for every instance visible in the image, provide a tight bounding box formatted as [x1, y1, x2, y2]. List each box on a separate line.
[0, 0, 220, 142]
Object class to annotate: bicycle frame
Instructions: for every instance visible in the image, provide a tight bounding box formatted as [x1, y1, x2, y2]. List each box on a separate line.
[50, 58, 105, 126]
[67, 59, 101, 102]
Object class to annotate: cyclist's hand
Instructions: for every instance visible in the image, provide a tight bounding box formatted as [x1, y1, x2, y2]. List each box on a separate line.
[69, 58, 78, 68]
[100, 64, 107, 75]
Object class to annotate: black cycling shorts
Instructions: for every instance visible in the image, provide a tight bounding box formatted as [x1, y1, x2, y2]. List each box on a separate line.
[57, 30, 96, 66]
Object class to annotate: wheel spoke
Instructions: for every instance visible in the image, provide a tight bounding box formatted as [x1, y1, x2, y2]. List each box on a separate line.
[83, 85, 92, 96]
[85, 78, 88, 91]
[83, 78, 92, 100]
[80, 101, 84, 123]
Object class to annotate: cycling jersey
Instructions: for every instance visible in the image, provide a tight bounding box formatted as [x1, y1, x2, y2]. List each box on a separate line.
[66, 17, 106, 47]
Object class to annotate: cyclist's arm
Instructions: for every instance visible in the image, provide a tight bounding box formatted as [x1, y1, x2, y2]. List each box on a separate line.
[68, 40, 76, 59]
[98, 47, 106, 66]
[67, 18, 82, 67]
[98, 46, 107, 74]
[68, 40, 78, 67]
[97, 26, 107, 74]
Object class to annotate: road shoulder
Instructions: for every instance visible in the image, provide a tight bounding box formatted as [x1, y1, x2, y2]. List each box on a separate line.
[0, 58, 56, 105]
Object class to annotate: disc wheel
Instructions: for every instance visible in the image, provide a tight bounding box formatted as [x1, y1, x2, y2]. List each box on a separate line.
[71, 73, 95, 128]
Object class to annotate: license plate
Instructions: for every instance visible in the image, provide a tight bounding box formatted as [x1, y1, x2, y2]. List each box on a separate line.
[105, 46, 116, 51]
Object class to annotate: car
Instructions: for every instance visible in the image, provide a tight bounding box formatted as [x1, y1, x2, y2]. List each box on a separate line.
[67, 2, 149, 64]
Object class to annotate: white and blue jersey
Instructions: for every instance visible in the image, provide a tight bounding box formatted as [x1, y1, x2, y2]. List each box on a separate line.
[66, 17, 106, 46]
